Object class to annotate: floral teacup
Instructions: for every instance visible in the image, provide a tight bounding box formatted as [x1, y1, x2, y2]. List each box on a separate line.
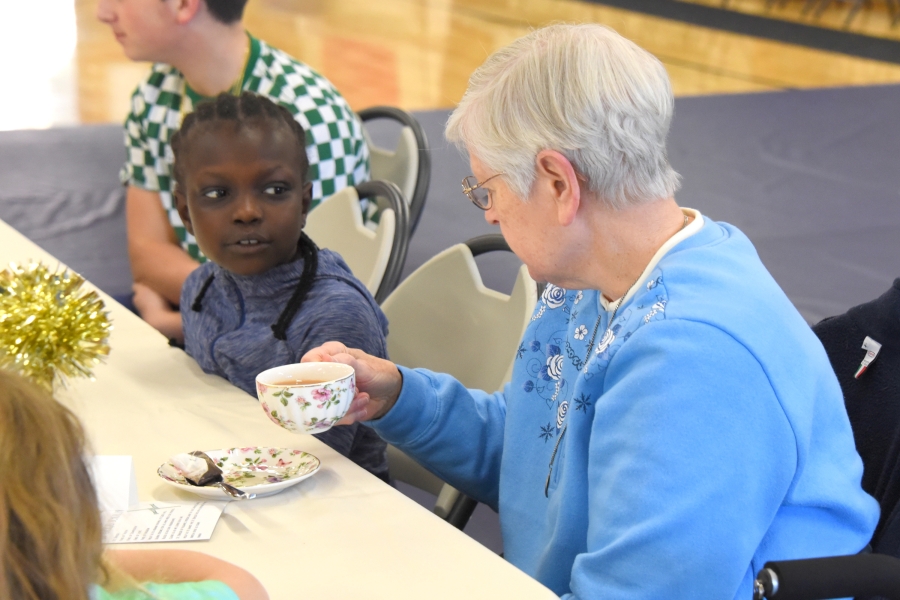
[255, 363, 355, 434]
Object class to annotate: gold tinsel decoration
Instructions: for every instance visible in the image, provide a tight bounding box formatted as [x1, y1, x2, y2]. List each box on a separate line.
[0, 262, 112, 391]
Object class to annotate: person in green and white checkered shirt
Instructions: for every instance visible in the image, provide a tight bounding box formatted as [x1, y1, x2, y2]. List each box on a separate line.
[122, 34, 370, 261]
[97, 0, 369, 342]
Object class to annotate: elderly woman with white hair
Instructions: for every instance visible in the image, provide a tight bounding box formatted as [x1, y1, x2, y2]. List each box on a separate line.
[304, 23, 877, 599]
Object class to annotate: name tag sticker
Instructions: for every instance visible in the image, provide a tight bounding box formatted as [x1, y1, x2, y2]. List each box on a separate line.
[854, 336, 882, 379]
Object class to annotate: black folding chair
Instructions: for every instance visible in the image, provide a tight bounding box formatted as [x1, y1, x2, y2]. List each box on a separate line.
[358, 106, 431, 236]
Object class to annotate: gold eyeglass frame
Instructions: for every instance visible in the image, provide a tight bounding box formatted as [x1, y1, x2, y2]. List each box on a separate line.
[461, 173, 504, 210]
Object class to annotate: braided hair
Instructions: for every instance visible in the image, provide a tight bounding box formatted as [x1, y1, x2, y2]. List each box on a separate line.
[175, 92, 318, 341]
[172, 91, 309, 187]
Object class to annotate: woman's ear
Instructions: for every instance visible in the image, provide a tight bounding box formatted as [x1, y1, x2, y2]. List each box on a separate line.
[535, 150, 581, 227]
[174, 186, 194, 235]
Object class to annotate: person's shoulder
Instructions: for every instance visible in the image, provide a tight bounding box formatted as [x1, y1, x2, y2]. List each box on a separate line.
[282, 253, 388, 355]
[632, 228, 832, 397]
[127, 63, 185, 116]
[640, 254, 809, 350]
[93, 580, 238, 600]
[316, 248, 355, 275]
[254, 38, 351, 110]
[132, 63, 183, 96]
[655, 219, 789, 313]
[826, 277, 900, 329]
[143, 580, 239, 600]
[255, 38, 322, 81]
[182, 262, 219, 301]
[255, 38, 299, 65]
[288, 251, 384, 323]
[813, 277, 900, 352]
[310, 250, 377, 303]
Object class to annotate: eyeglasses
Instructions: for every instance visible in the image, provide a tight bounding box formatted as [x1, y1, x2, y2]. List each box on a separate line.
[461, 173, 503, 210]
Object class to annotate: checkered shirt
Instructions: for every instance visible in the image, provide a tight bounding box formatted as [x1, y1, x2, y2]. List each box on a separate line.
[120, 35, 370, 260]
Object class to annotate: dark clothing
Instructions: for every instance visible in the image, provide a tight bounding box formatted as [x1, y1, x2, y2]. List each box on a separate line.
[814, 279, 900, 555]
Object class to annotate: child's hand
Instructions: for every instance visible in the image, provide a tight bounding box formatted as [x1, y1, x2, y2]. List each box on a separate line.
[133, 282, 184, 343]
[133, 282, 170, 315]
[301, 342, 402, 422]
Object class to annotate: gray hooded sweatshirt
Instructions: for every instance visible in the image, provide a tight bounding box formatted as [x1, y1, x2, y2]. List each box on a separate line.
[181, 249, 389, 481]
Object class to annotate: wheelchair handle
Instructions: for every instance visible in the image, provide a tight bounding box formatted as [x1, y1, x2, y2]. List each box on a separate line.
[753, 553, 900, 600]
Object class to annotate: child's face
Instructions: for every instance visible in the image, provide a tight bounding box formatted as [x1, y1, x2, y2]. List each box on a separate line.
[175, 120, 312, 277]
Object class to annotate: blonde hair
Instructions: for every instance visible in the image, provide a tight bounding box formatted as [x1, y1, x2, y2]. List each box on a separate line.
[446, 23, 681, 208]
[0, 369, 103, 600]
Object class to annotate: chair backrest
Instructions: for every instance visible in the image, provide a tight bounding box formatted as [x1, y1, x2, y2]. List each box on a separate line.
[381, 237, 537, 393]
[358, 106, 430, 236]
[305, 181, 409, 303]
[380, 235, 537, 530]
[367, 127, 417, 204]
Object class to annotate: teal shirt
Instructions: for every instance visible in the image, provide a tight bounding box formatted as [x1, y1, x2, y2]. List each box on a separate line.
[93, 581, 239, 600]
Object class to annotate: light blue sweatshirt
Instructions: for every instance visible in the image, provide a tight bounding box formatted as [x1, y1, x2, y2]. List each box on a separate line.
[372, 218, 878, 599]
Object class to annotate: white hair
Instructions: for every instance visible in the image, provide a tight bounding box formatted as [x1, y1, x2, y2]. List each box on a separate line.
[445, 23, 681, 209]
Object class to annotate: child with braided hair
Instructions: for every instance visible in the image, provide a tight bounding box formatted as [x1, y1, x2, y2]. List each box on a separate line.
[172, 92, 389, 481]
[97, 0, 369, 342]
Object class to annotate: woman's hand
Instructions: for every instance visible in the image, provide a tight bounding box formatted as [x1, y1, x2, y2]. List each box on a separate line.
[301, 342, 403, 423]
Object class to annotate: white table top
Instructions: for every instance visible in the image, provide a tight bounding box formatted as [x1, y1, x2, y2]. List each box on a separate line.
[0, 219, 555, 600]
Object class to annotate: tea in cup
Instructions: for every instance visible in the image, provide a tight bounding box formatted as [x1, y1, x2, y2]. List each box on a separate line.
[255, 363, 355, 434]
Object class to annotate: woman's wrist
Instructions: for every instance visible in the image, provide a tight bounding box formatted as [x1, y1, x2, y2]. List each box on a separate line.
[373, 365, 403, 419]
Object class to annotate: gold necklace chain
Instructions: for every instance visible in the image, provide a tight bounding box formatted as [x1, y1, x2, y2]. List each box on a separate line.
[544, 212, 690, 497]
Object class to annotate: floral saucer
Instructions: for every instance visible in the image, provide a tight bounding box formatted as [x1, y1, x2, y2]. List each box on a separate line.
[157, 447, 320, 499]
